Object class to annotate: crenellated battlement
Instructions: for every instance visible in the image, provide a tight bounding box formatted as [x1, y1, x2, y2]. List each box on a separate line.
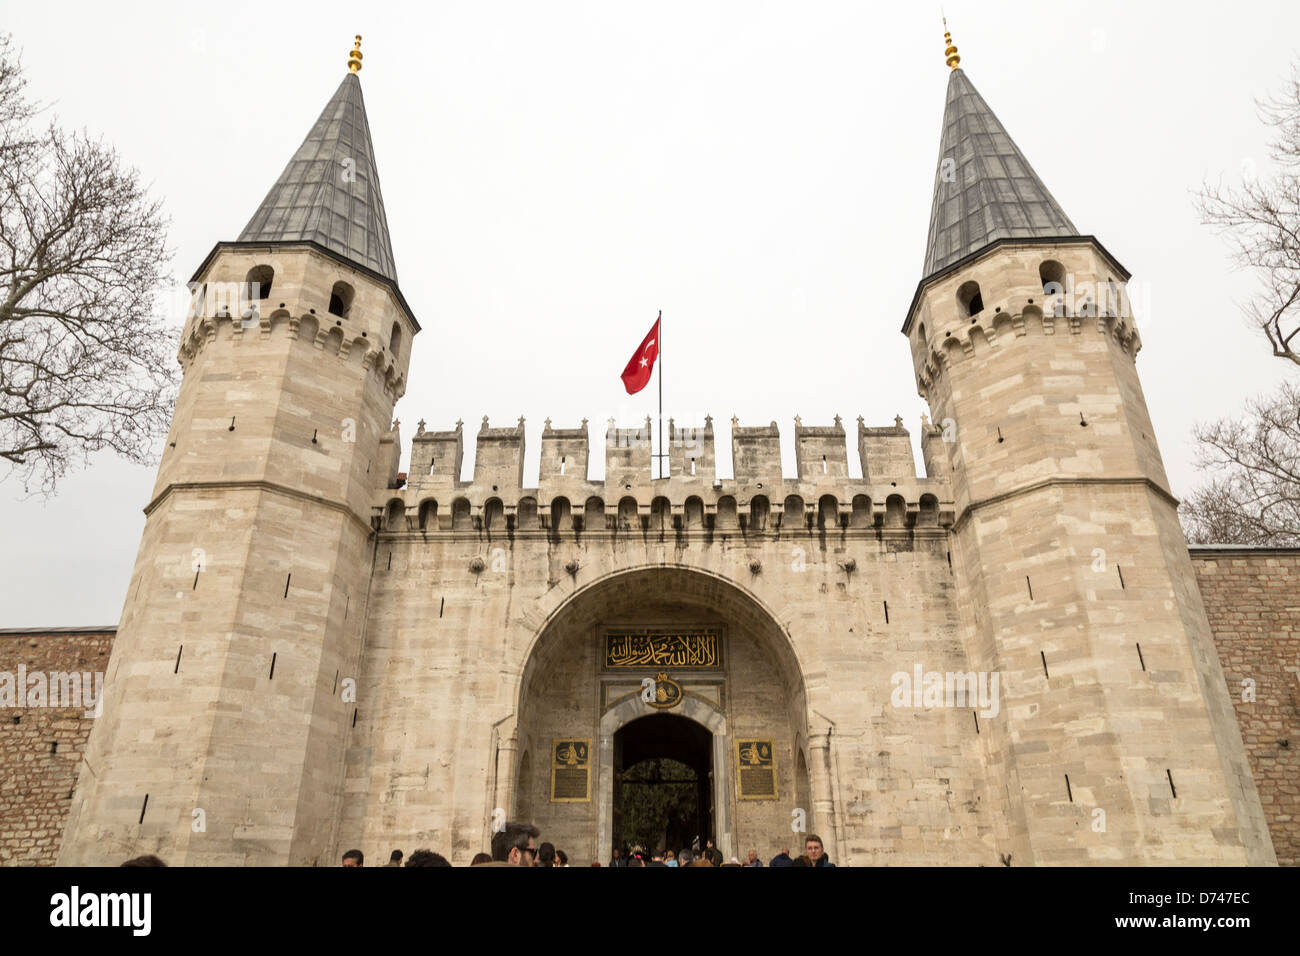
[178, 243, 415, 401]
[912, 306, 1142, 400]
[177, 308, 409, 400]
[377, 414, 954, 534]
[905, 241, 1141, 400]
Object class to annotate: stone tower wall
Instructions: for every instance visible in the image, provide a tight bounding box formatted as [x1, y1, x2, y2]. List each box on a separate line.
[909, 240, 1275, 864]
[56, 245, 417, 865]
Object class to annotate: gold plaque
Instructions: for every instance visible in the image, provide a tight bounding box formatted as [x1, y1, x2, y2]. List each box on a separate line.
[736, 739, 777, 800]
[550, 738, 591, 803]
[604, 628, 722, 670]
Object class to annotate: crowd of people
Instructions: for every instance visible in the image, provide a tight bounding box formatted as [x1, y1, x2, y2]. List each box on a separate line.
[336, 827, 836, 867]
[117, 825, 838, 867]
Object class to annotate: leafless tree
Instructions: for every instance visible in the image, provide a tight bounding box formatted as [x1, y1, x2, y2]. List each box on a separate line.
[1195, 60, 1300, 367]
[0, 32, 176, 493]
[1180, 382, 1300, 546]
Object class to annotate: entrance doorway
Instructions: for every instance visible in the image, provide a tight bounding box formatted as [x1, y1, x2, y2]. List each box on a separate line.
[612, 714, 712, 856]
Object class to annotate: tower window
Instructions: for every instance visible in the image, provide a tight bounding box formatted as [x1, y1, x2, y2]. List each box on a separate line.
[246, 265, 274, 300]
[1039, 260, 1067, 295]
[390, 321, 402, 361]
[329, 280, 355, 318]
[1040, 260, 1067, 317]
[957, 280, 983, 317]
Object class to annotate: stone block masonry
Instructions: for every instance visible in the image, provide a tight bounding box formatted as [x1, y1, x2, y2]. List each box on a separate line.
[1190, 548, 1300, 866]
[0, 629, 114, 866]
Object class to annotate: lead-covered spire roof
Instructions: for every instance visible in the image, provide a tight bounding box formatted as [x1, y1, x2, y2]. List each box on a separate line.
[237, 36, 398, 281]
[922, 43, 1077, 279]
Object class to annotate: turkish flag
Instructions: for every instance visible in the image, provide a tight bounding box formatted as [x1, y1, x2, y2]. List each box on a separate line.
[620, 317, 660, 395]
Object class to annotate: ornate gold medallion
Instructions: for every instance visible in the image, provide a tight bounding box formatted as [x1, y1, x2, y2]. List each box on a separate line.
[647, 671, 683, 709]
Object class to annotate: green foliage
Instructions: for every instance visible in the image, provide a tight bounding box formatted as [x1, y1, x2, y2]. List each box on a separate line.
[617, 758, 699, 855]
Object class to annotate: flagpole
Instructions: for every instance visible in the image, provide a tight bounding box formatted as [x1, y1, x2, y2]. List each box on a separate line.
[657, 309, 663, 480]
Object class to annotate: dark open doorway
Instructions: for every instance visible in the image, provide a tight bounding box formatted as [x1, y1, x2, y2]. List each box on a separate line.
[612, 714, 712, 856]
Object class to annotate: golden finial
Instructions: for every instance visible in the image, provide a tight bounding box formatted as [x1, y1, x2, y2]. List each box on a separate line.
[347, 35, 363, 74]
[943, 19, 961, 70]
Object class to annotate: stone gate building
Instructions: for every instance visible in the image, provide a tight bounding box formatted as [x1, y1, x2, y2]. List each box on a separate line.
[36, 34, 1287, 866]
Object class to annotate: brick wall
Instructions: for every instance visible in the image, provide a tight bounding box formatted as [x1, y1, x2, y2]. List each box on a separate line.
[1191, 548, 1300, 867]
[0, 629, 114, 866]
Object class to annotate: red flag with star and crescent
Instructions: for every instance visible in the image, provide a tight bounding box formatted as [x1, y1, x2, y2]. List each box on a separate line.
[620, 317, 660, 395]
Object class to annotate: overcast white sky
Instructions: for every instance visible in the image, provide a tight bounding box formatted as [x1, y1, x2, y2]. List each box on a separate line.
[2, 0, 1296, 626]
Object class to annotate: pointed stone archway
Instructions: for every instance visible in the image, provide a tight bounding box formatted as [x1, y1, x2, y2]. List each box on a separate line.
[512, 565, 811, 866]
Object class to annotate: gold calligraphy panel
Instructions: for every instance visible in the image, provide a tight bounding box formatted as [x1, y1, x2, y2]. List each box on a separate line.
[550, 738, 591, 803]
[736, 739, 777, 800]
[603, 629, 722, 671]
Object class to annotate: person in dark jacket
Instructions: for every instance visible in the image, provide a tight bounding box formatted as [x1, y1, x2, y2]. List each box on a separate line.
[769, 848, 794, 867]
[703, 839, 723, 867]
[610, 848, 628, 867]
[805, 834, 835, 867]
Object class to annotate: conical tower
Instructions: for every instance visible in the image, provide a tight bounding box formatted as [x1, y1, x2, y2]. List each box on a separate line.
[59, 37, 418, 865]
[906, 30, 1274, 864]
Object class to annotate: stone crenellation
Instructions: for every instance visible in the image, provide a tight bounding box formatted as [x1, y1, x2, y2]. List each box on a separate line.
[384, 414, 953, 533]
[177, 245, 411, 402]
[906, 242, 1142, 401]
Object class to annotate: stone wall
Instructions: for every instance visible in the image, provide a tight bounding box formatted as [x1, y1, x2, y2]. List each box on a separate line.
[0, 628, 114, 866]
[4, 545, 1297, 866]
[1190, 547, 1300, 867]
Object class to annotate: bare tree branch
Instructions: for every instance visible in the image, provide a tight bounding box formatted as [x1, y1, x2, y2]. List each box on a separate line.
[1194, 59, 1300, 368]
[0, 31, 176, 493]
[1181, 381, 1300, 545]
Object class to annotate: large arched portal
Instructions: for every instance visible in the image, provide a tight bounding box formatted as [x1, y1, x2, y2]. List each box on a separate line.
[514, 566, 811, 865]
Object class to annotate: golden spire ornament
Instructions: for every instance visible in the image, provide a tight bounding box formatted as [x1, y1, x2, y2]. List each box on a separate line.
[943, 20, 960, 70]
[347, 35, 363, 74]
